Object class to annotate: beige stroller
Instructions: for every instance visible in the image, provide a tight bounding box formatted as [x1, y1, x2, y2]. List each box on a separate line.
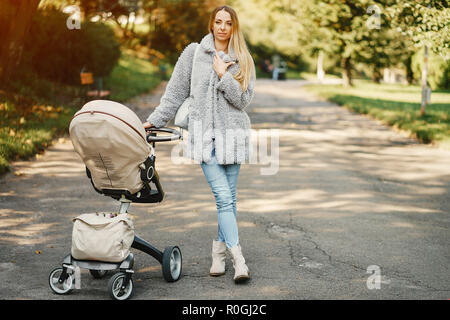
[48, 100, 183, 300]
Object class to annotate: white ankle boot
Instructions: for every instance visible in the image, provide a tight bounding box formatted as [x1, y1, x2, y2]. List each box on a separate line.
[229, 244, 250, 283]
[209, 240, 226, 276]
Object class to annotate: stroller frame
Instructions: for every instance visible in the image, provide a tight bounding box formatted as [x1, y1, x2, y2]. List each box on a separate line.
[49, 127, 183, 300]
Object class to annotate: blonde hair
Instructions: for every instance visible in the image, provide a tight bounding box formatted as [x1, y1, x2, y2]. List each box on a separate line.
[208, 6, 255, 92]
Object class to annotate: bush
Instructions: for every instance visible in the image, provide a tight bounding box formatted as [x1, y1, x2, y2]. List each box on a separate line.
[21, 8, 120, 85]
[412, 49, 450, 90]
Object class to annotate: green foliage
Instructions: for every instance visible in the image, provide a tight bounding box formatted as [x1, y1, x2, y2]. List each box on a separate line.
[232, 0, 447, 87]
[387, 1, 449, 59]
[228, 0, 310, 74]
[0, 2, 173, 174]
[81, 21, 122, 76]
[79, 0, 137, 17]
[21, 8, 120, 85]
[247, 41, 309, 76]
[230, 0, 307, 56]
[412, 49, 450, 90]
[149, 0, 222, 64]
[104, 49, 164, 102]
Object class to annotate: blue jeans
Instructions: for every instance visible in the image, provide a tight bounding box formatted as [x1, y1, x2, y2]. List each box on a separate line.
[201, 147, 240, 248]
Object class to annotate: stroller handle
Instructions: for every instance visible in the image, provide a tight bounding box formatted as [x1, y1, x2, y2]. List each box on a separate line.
[146, 127, 182, 143]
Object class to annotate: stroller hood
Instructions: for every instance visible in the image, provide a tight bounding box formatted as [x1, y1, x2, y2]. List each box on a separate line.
[70, 100, 151, 195]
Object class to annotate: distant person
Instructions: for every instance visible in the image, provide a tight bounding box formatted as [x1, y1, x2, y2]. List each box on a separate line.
[272, 53, 281, 80]
[260, 59, 273, 75]
[143, 5, 255, 283]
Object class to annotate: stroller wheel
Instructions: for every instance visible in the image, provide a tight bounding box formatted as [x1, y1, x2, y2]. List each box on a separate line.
[162, 246, 182, 282]
[49, 267, 73, 295]
[89, 269, 108, 279]
[108, 272, 134, 300]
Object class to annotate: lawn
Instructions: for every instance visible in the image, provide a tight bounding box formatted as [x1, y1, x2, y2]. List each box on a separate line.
[305, 80, 450, 149]
[104, 49, 167, 102]
[0, 95, 77, 174]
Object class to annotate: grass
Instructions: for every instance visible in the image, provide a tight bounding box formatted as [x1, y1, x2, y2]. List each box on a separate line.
[305, 80, 450, 148]
[0, 93, 77, 175]
[0, 48, 165, 174]
[285, 71, 341, 80]
[104, 49, 166, 102]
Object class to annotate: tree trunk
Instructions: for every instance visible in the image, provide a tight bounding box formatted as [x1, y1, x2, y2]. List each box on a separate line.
[113, 16, 127, 39]
[317, 50, 325, 83]
[130, 13, 136, 36]
[124, 14, 130, 39]
[372, 68, 382, 83]
[0, 0, 41, 83]
[405, 55, 414, 85]
[341, 56, 353, 87]
[420, 45, 429, 116]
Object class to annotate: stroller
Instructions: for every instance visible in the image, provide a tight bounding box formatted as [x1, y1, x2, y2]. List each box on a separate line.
[48, 100, 183, 300]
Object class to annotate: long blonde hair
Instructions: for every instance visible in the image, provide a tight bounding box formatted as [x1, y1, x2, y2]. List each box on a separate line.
[208, 6, 255, 92]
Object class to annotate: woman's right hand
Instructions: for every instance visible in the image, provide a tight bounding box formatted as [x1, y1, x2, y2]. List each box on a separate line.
[143, 121, 155, 129]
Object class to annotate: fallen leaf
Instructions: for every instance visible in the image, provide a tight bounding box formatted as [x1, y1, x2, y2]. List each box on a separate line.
[35, 250, 42, 254]
[13, 171, 23, 176]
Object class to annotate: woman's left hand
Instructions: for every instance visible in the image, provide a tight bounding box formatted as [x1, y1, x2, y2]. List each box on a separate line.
[213, 52, 235, 79]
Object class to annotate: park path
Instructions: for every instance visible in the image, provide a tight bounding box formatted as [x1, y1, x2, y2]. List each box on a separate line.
[0, 78, 449, 300]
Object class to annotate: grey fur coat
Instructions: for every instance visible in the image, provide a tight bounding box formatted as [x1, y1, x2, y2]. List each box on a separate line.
[146, 32, 255, 164]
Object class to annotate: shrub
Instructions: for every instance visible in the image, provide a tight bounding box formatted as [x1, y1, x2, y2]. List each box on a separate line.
[412, 49, 450, 90]
[21, 8, 120, 85]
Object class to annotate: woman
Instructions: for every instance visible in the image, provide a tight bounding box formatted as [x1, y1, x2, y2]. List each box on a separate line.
[143, 5, 255, 283]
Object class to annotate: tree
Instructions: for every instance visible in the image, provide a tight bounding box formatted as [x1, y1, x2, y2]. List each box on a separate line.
[234, 0, 393, 86]
[147, 0, 223, 63]
[353, 24, 416, 84]
[229, 0, 307, 57]
[387, 0, 449, 59]
[303, 0, 392, 87]
[0, 0, 42, 84]
[79, 0, 140, 39]
[388, 0, 449, 115]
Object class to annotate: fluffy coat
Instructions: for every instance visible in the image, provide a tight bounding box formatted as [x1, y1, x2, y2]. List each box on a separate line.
[146, 32, 255, 164]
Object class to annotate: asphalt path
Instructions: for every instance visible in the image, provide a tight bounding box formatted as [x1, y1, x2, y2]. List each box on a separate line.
[1, 79, 449, 300]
